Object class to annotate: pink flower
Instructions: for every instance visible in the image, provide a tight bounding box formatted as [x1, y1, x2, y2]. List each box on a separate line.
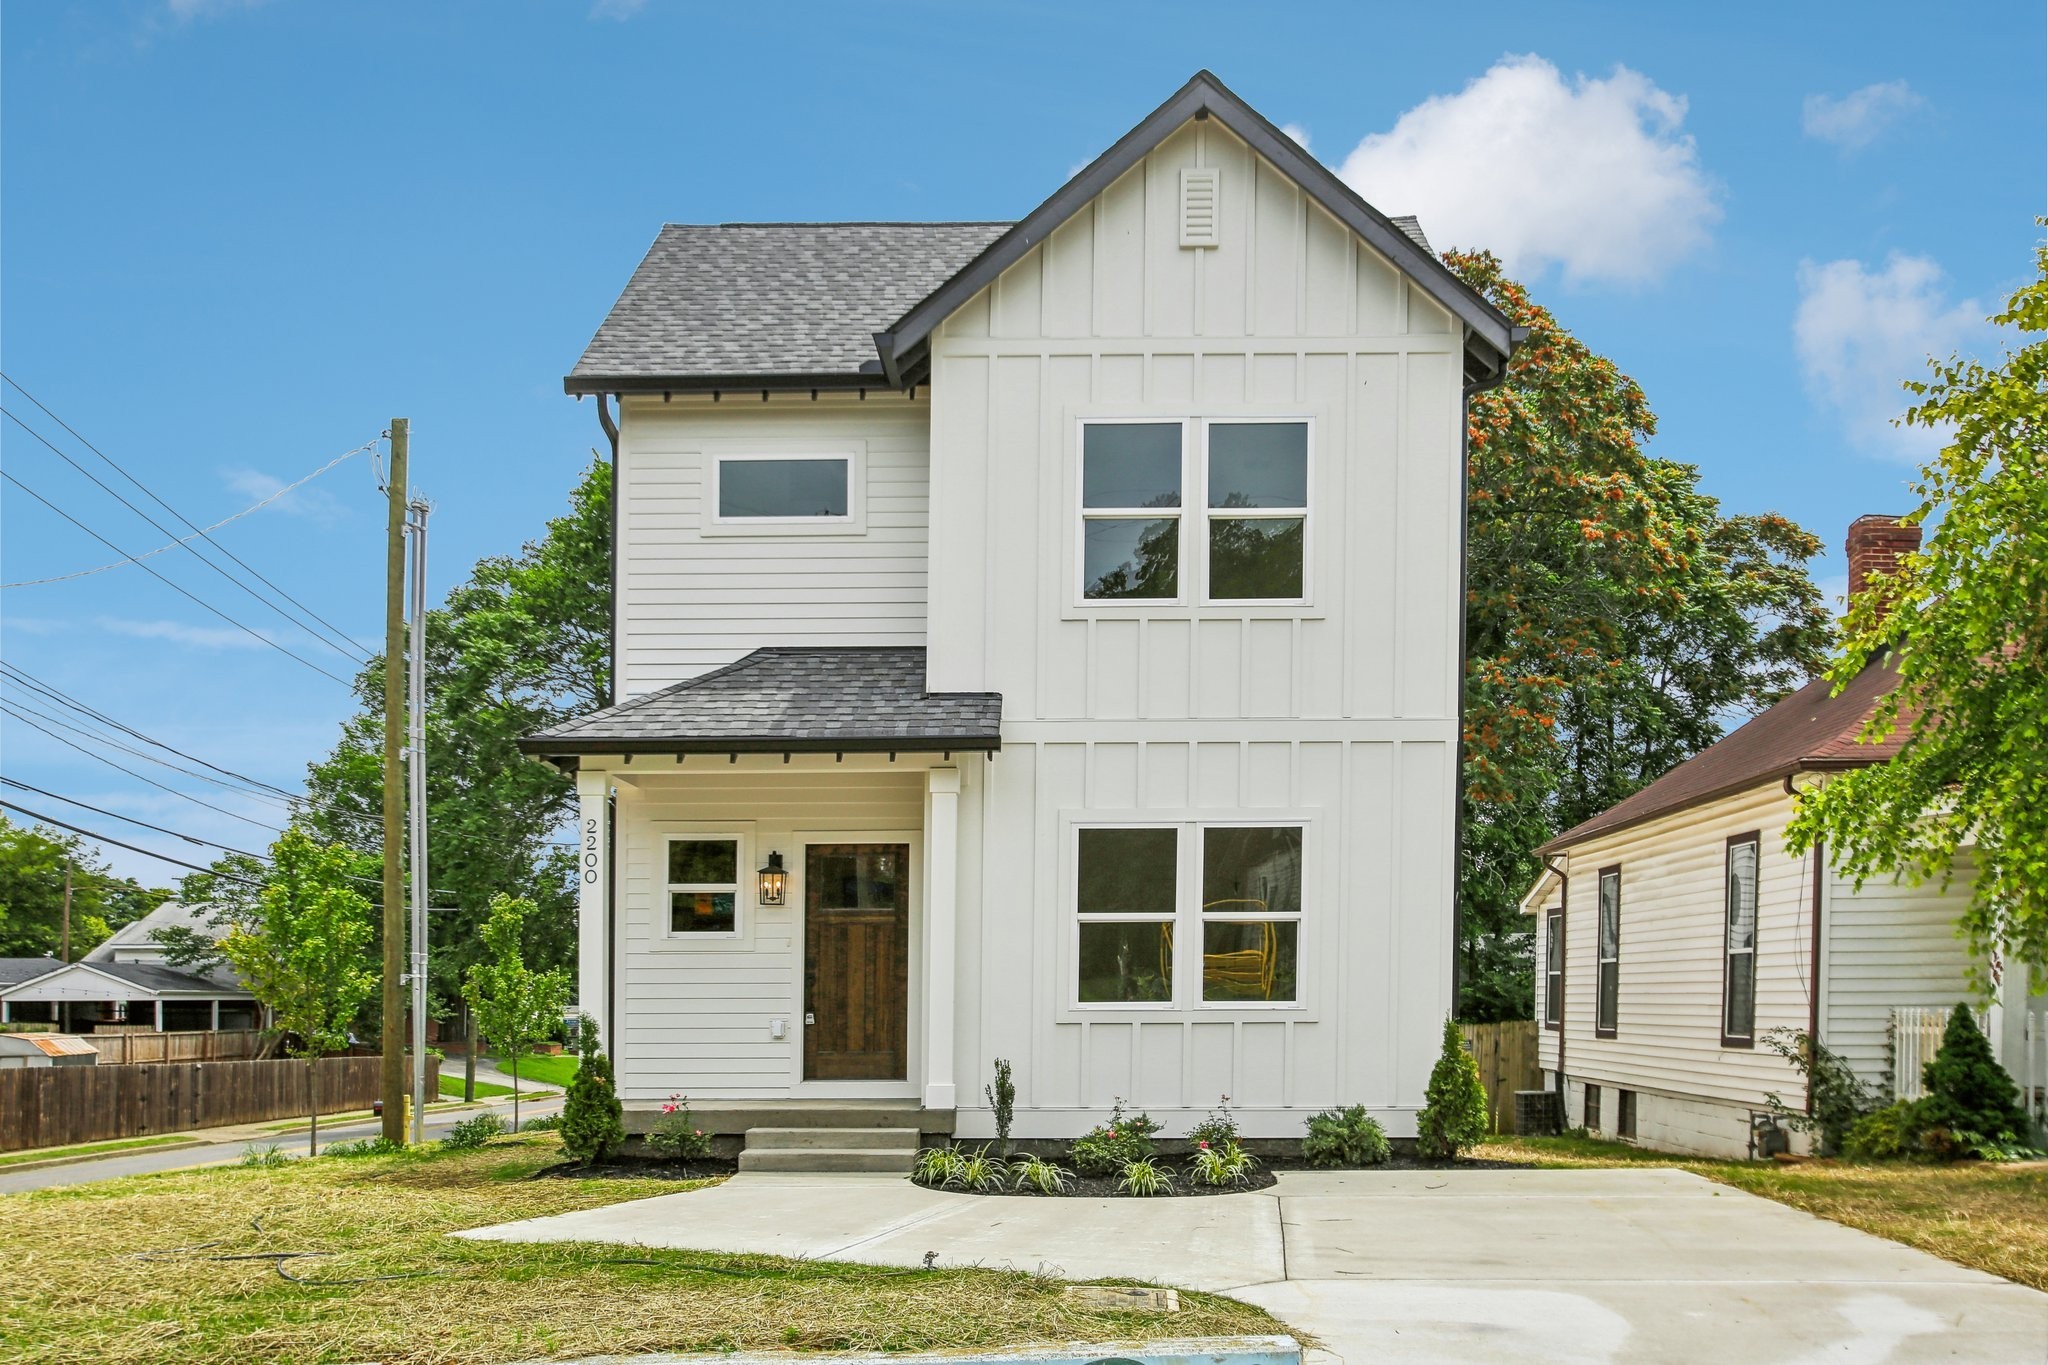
[694, 1129, 703, 1136]
[1199, 1141, 1210, 1150]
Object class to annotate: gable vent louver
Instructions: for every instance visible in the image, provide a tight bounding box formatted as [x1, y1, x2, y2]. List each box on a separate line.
[1179, 168, 1220, 248]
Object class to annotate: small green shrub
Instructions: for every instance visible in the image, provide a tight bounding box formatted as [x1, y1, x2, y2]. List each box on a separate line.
[1918, 1004, 2030, 1151]
[954, 1145, 1009, 1192]
[1762, 1027, 1878, 1156]
[913, 1146, 968, 1187]
[1070, 1097, 1160, 1177]
[643, 1094, 713, 1161]
[1186, 1095, 1239, 1149]
[1843, 1100, 1923, 1162]
[986, 1057, 1016, 1156]
[1010, 1155, 1073, 1194]
[1116, 1156, 1175, 1196]
[521, 1113, 562, 1133]
[238, 1143, 289, 1169]
[442, 1111, 506, 1152]
[1186, 1138, 1258, 1188]
[1302, 1105, 1391, 1167]
[322, 1136, 403, 1159]
[1416, 1017, 1490, 1161]
[559, 1016, 626, 1163]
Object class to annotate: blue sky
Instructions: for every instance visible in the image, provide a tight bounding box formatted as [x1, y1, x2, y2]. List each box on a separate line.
[2, 0, 2040, 884]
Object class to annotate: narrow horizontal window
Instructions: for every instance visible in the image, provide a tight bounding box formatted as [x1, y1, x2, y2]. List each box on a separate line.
[668, 837, 740, 935]
[716, 456, 850, 519]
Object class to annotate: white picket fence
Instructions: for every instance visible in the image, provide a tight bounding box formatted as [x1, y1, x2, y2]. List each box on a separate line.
[1891, 1006, 1949, 1102]
[1893, 1004, 2048, 1139]
[2024, 1010, 2048, 1138]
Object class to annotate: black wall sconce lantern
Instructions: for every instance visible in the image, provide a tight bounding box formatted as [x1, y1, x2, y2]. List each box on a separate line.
[758, 850, 787, 906]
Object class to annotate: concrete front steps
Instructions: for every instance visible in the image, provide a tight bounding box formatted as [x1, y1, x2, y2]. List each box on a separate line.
[737, 1125, 921, 1174]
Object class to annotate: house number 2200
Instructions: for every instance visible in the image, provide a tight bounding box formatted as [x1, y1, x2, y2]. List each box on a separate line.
[583, 817, 600, 884]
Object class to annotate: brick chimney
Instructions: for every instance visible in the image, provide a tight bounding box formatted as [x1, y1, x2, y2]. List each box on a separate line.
[1844, 514, 1922, 616]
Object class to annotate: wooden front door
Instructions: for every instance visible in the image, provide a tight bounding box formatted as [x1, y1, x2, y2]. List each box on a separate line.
[803, 843, 910, 1081]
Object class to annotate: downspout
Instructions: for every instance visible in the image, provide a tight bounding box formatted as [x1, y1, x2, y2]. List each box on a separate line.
[1787, 771, 1825, 1115]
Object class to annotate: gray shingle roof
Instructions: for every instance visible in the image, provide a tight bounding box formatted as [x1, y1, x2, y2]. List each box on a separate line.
[0, 957, 59, 988]
[568, 223, 1011, 388]
[521, 647, 1002, 756]
[80, 961, 250, 995]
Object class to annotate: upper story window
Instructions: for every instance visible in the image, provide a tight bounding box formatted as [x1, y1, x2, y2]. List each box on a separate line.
[1079, 418, 1310, 606]
[1543, 906, 1564, 1030]
[712, 454, 853, 523]
[1595, 866, 1620, 1037]
[1723, 834, 1760, 1046]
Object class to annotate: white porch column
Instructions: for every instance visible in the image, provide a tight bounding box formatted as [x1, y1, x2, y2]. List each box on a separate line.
[210, 999, 221, 1032]
[152, 999, 164, 1032]
[576, 767, 612, 1048]
[924, 767, 961, 1111]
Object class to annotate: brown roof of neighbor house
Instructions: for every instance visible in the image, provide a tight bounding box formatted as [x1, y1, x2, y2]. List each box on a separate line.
[1540, 650, 1909, 853]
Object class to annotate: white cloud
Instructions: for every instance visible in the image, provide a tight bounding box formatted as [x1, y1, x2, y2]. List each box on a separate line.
[1279, 122, 1311, 154]
[1794, 253, 1984, 459]
[221, 467, 343, 521]
[165, 0, 271, 20]
[590, 0, 648, 18]
[99, 617, 276, 651]
[1802, 81, 1924, 151]
[1335, 54, 1720, 286]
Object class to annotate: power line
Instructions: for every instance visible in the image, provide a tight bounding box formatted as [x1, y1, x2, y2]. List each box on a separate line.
[1, 406, 371, 665]
[0, 777, 275, 860]
[0, 692, 302, 806]
[0, 703, 286, 832]
[1, 375, 375, 660]
[0, 798, 265, 885]
[0, 660, 386, 834]
[0, 465, 356, 686]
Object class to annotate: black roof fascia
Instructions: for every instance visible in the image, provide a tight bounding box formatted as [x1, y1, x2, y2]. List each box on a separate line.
[517, 733, 1001, 758]
[876, 70, 1518, 386]
[563, 370, 887, 398]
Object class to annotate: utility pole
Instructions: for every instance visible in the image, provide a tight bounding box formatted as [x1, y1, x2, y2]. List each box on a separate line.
[406, 497, 431, 1144]
[59, 860, 71, 963]
[380, 419, 408, 1145]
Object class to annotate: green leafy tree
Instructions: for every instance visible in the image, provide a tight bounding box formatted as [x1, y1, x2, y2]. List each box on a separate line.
[1917, 1003, 2030, 1148]
[1415, 1017, 1490, 1160]
[462, 893, 572, 1132]
[0, 815, 165, 959]
[1788, 241, 2048, 976]
[559, 1013, 625, 1164]
[218, 829, 377, 1155]
[1449, 251, 1831, 1020]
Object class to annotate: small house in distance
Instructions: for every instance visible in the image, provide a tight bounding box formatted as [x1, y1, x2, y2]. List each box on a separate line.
[1524, 515, 2043, 1157]
[0, 903, 258, 1034]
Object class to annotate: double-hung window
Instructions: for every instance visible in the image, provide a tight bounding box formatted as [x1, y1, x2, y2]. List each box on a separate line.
[1079, 419, 1309, 604]
[1723, 835, 1760, 1045]
[1072, 820, 1304, 1008]
[1595, 866, 1620, 1037]
[666, 836, 741, 936]
[1543, 908, 1564, 1030]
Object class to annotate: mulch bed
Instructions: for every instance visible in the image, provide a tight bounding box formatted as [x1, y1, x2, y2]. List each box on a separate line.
[927, 1150, 1521, 1197]
[530, 1156, 739, 1182]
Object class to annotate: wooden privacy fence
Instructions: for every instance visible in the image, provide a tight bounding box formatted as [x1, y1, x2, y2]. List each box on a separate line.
[0, 1055, 436, 1152]
[1462, 1020, 1542, 1135]
[78, 1029, 266, 1066]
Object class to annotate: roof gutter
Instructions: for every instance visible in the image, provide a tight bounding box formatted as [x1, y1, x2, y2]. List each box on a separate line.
[517, 734, 1002, 759]
[1535, 756, 1880, 857]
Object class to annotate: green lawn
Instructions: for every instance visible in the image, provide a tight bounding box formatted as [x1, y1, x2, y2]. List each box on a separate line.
[438, 1074, 515, 1099]
[0, 1134, 193, 1168]
[0, 1134, 1276, 1364]
[1485, 1133, 2048, 1291]
[498, 1052, 578, 1088]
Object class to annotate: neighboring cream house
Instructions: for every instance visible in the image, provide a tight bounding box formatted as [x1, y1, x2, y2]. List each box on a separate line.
[1525, 516, 2039, 1158]
[523, 71, 1518, 1165]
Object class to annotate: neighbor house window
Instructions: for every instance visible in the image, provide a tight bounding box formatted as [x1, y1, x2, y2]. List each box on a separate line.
[1200, 826, 1301, 1002]
[667, 836, 740, 935]
[1075, 827, 1178, 1003]
[1205, 421, 1308, 602]
[1723, 834, 1759, 1045]
[1617, 1088, 1637, 1140]
[714, 455, 852, 521]
[1595, 866, 1620, 1037]
[1585, 1083, 1602, 1133]
[1073, 820, 1306, 1007]
[1079, 418, 1310, 604]
[1544, 907, 1564, 1030]
[1081, 423, 1183, 600]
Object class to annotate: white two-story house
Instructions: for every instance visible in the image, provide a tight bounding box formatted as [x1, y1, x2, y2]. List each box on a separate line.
[522, 71, 1517, 1162]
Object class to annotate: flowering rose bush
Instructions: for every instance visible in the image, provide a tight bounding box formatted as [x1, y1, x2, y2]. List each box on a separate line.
[645, 1093, 714, 1160]
[1070, 1097, 1159, 1176]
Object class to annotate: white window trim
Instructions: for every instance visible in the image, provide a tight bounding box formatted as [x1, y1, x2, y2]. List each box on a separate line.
[659, 830, 749, 944]
[699, 440, 866, 536]
[1071, 415, 1314, 612]
[1062, 813, 1313, 1018]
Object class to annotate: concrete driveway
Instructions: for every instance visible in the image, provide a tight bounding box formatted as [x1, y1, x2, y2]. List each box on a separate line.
[460, 1166, 2048, 1363]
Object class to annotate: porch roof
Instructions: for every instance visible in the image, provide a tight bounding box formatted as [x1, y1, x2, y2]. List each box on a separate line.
[519, 646, 1002, 758]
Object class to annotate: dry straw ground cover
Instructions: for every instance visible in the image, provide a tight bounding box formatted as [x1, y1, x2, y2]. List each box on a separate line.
[3, 1135, 1277, 1365]
[1486, 1133, 2048, 1291]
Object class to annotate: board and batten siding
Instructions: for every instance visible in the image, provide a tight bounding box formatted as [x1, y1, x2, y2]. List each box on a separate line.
[1539, 783, 1815, 1108]
[613, 395, 931, 697]
[930, 118, 1463, 1137]
[609, 766, 928, 1101]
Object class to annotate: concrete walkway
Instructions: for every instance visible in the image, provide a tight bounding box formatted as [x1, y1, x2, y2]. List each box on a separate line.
[461, 1166, 2048, 1363]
